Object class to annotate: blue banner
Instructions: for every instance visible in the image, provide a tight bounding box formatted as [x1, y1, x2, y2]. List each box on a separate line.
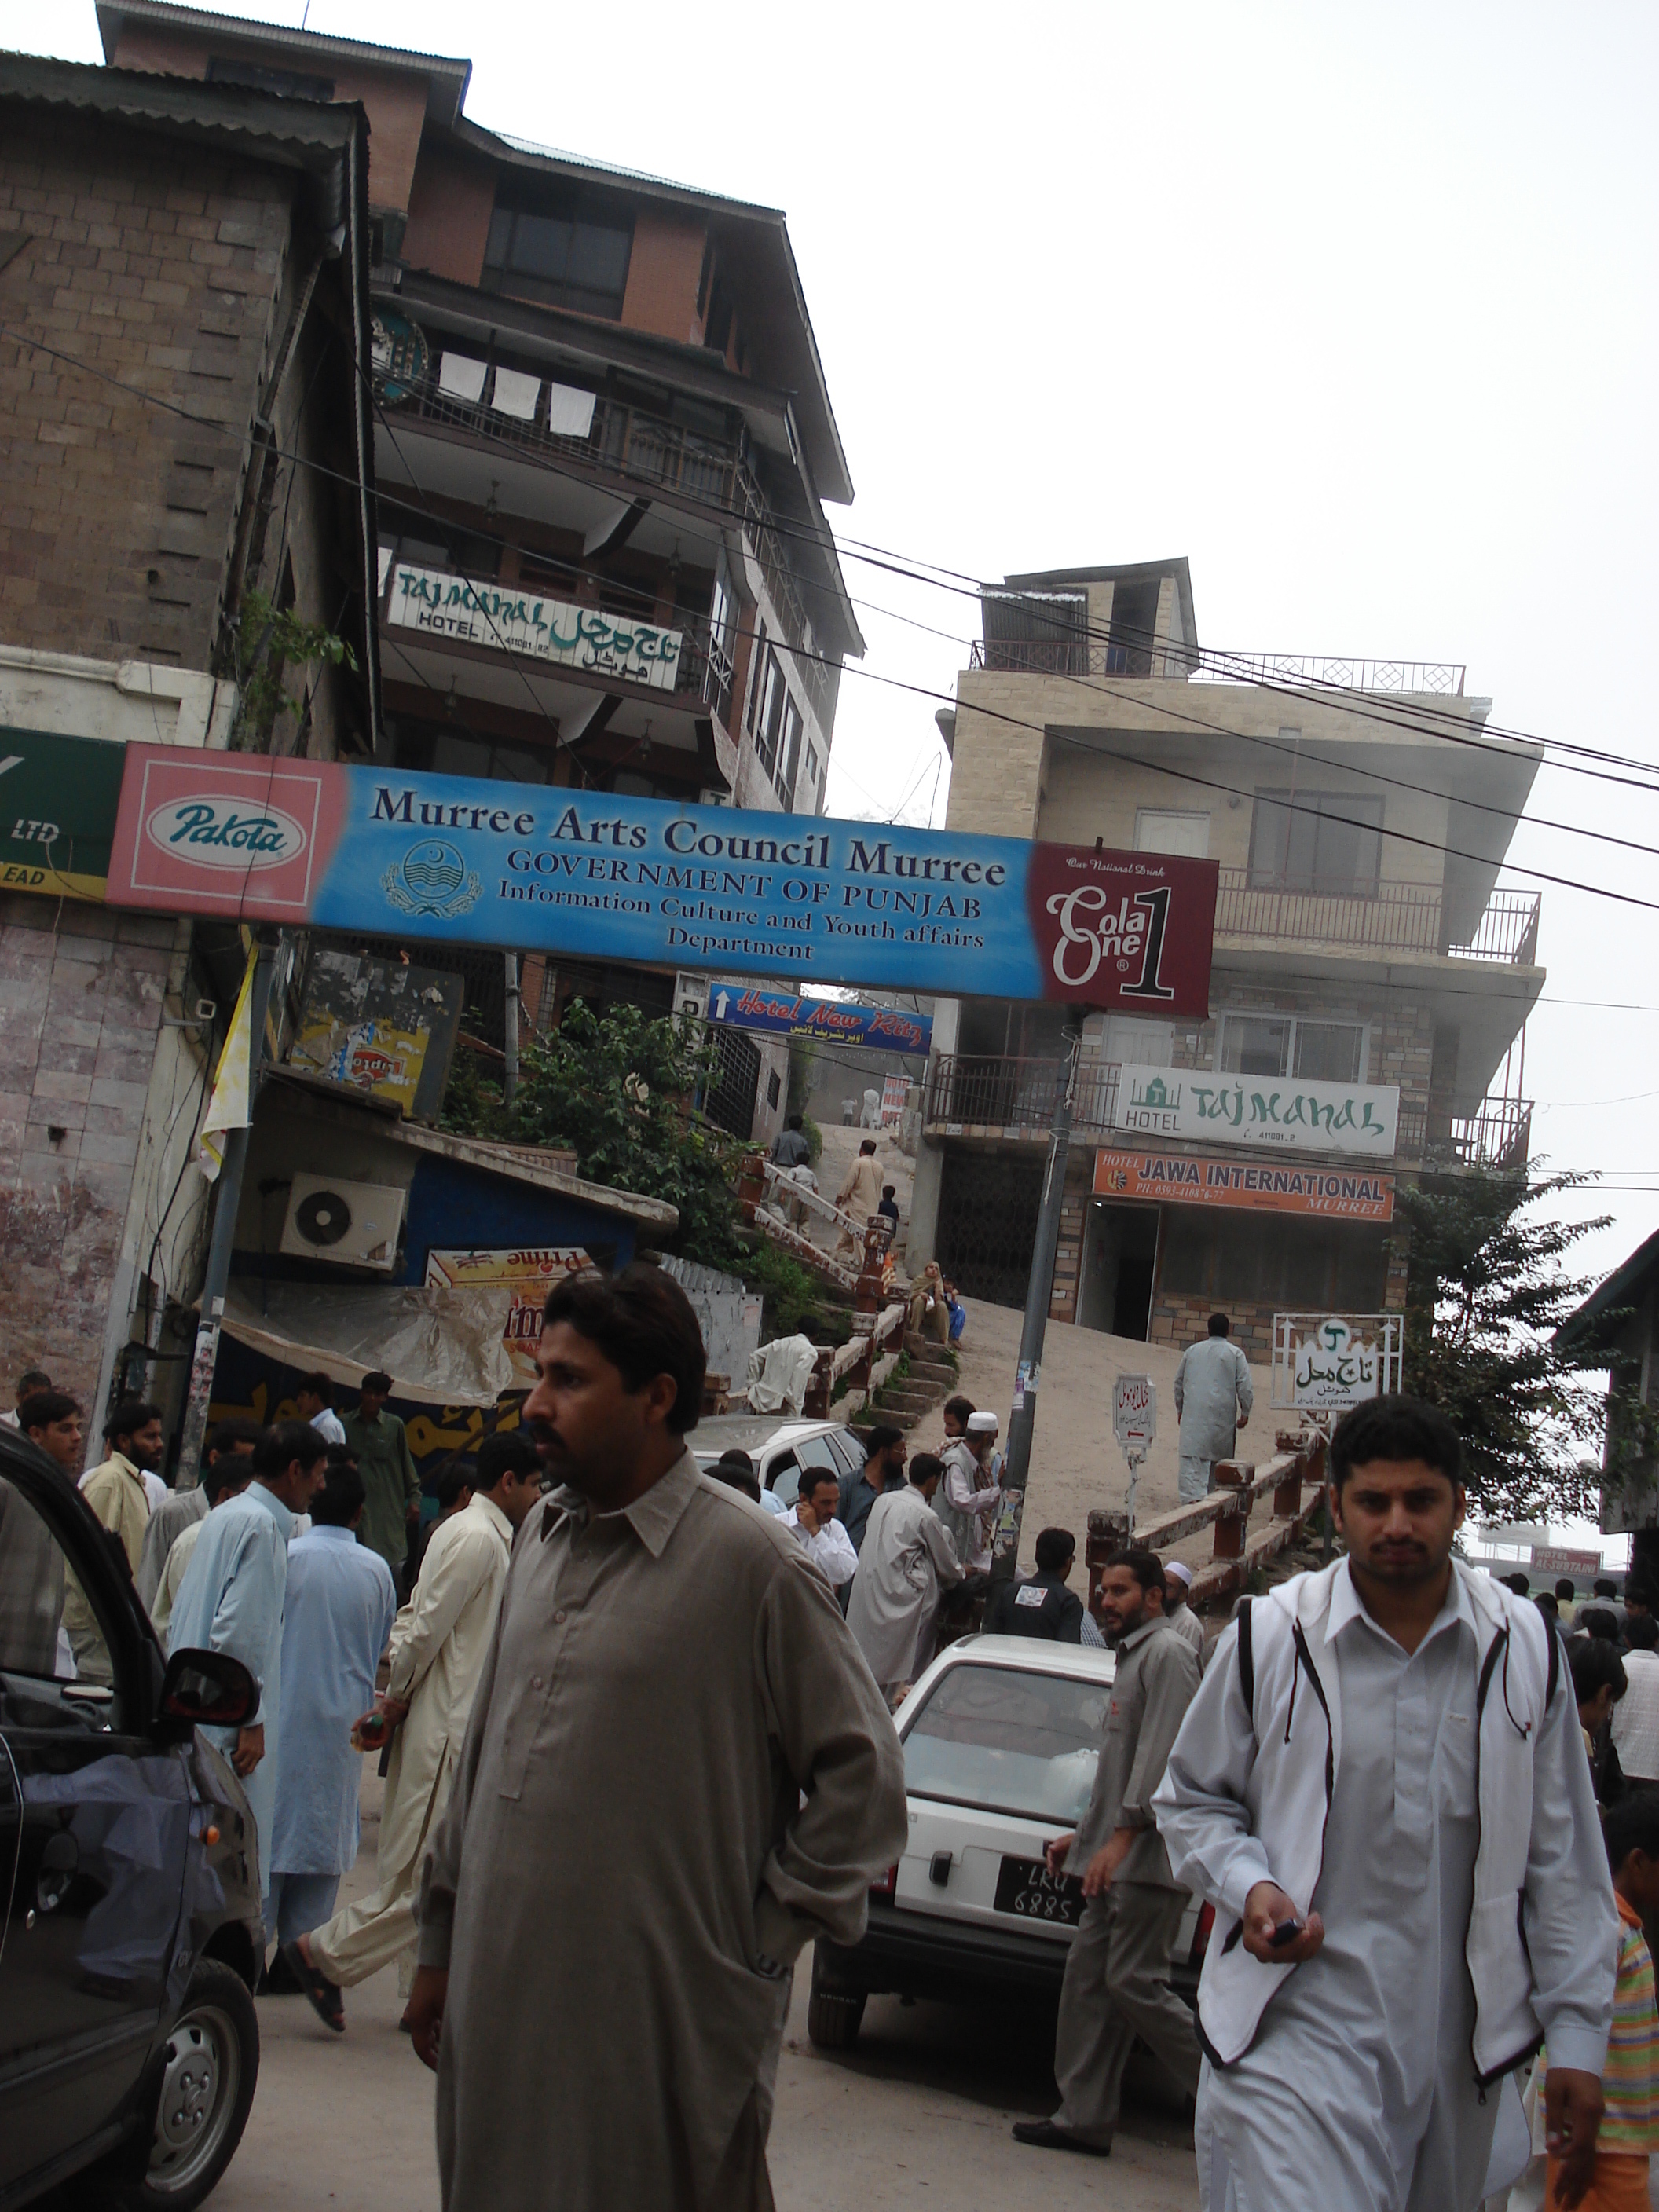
[706, 981, 933, 1054]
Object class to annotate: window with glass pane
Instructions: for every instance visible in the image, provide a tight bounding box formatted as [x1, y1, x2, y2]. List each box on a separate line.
[482, 183, 634, 319]
[0, 1475, 111, 1686]
[754, 653, 788, 778]
[775, 698, 804, 805]
[1247, 789, 1384, 895]
[903, 1662, 1108, 1822]
[1219, 1016, 1291, 1077]
[1293, 1021, 1364, 1083]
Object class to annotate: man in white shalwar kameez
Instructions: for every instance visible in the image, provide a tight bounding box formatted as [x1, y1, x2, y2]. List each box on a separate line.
[288, 1430, 540, 2023]
[1173, 1312, 1253, 1504]
[1153, 1394, 1619, 2212]
[846, 1453, 964, 1694]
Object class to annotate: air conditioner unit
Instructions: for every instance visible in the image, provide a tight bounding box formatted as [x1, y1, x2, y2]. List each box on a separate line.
[279, 1174, 405, 1271]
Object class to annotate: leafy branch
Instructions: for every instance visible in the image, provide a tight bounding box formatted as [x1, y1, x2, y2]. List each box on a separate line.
[231, 586, 357, 750]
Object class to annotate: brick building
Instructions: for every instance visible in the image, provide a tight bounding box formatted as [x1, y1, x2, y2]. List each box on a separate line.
[97, 2, 864, 1141]
[0, 51, 377, 1428]
[910, 558, 1544, 1355]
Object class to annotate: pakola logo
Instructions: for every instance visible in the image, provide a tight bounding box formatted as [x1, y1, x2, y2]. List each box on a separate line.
[145, 797, 308, 871]
[382, 839, 482, 920]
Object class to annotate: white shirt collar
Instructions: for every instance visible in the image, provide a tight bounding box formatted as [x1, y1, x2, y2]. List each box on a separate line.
[1326, 1553, 1474, 1650]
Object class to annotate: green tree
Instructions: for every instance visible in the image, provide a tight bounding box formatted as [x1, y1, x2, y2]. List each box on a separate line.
[1398, 1166, 1622, 1523]
[230, 586, 357, 751]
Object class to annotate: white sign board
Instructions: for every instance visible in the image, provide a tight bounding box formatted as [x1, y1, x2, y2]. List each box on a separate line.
[388, 562, 684, 691]
[1273, 1314, 1401, 1412]
[1114, 1062, 1399, 1157]
[1113, 1374, 1157, 1455]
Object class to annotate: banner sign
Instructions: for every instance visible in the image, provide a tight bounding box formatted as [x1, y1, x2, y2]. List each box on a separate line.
[386, 563, 684, 690]
[425, 1245, 590, 1386]
[1113, 1062, 1398, 1156]
[705, 980, 933, 1054]
[0, 727, 128, 902]
[1112, 1374, 1156, 1453]
[105, 746, 1220, 1009]
[1287, 1317, 1384, 1409]
[1529, 1544, 1602, 1579]
[1093, 1148, 1395, 1221]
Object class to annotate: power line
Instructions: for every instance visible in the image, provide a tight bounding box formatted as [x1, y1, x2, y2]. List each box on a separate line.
[10, 317, 1658, 916]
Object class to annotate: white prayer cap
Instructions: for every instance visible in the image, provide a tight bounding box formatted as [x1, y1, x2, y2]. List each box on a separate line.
[966, 1411, 999, 1434]
[1164, 1560, 1194, 1588]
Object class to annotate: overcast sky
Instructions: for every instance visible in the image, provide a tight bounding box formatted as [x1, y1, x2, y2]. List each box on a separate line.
[8, 0, 1659, 1328]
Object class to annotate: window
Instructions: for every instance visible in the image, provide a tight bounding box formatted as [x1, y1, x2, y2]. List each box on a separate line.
[803, 742, 820, 801]
[705, 554, 737, 723]
[390, 719, 555, 786]
[0, 1474, 112, 1686]
[903, 1663, 1108, 1823]
[1249, 788, 1384, 895]
[482, 181, 635, 320]
[1159, 1215, 1388, 1311]
[1134, 810, 1210, 857]
[753, 650, 797, 792]
[776, 696, 804, 807]
[745, 620, 770, 734]
[1098, 1016, 1174, 1066]
[1218, 1013, 1366, 1084]
[766, 1068, 782, 1111]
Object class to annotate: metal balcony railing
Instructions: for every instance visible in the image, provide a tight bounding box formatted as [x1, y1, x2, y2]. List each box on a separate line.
[1214, 875, 1541, 965]
[394, 372, 837, 731]
[968, 636, 1467, 694]
[925, 1055, 1123, 1133]
[1394, 1098, 1533, 1171]
[926, 1054, 1533, 1174]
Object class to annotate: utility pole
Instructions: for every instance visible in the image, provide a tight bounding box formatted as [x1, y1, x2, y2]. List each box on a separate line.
[990, 1012, 1083, 1584]
[174, 938, 277, 1489]
[503, 951, 520, 1104]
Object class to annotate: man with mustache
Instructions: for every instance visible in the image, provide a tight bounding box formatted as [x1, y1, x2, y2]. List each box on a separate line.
[1153, 1394, 1621, 2212]
[404, 1265, 907, 2210]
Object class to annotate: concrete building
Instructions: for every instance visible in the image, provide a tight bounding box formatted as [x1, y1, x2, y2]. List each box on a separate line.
[1557, 1232, 1659, 1588]
[98, 2, 864, 1130]
[0, 49, 378, 1428]
[910, 558, 1544, 1353]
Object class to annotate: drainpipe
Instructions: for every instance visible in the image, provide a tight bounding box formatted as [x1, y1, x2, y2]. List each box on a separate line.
[503, 953, 520, 1105]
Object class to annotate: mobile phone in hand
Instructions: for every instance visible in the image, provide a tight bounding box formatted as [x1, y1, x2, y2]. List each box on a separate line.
[351, 1708, 390, 1752]
[1268, 1917, 1304, 1947]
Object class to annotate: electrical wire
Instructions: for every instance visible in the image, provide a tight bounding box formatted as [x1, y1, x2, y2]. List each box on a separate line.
[8, 317, 1659, 912]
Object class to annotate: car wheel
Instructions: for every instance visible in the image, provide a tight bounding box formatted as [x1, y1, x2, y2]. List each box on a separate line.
[807, 1952, 866, 2050]
[93, 1960, 260, 2210]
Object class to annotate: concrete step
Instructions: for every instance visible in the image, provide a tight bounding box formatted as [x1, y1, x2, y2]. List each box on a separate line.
[907, 1361, 956, 1385]
[874, 1390, 941, 1416]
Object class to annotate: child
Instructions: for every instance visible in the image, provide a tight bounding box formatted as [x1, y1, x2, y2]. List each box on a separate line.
[1546, 1789, 1659, 2210]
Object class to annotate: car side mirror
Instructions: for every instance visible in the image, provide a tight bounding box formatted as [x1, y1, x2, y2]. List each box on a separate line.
[159, 1648, 258, 1730]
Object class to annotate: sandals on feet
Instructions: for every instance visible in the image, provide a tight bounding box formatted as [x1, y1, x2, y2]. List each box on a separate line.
[280, 1940, 345, 2033]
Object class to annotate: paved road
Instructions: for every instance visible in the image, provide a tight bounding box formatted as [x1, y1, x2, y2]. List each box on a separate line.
[209, 1781, 1199, 2210]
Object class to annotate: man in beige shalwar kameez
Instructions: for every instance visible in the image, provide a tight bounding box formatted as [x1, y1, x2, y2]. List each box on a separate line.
[406, 1265, 908, 2212]
[287, 1431, 542, 2024]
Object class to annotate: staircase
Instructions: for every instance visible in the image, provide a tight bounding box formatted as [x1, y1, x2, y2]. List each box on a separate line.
[852, 1333, 957, 1438]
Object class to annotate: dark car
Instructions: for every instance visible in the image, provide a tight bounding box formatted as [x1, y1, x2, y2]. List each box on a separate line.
[0, 1426, 266, 2209]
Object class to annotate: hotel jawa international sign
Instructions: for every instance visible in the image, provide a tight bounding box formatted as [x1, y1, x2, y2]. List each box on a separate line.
[105, 745, 1219, 1010]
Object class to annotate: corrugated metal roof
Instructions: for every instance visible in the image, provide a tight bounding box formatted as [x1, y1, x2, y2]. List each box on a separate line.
[491, 128, 781, 218]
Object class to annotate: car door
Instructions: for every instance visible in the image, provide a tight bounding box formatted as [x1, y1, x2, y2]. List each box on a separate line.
[0, 1462, 191, 2193]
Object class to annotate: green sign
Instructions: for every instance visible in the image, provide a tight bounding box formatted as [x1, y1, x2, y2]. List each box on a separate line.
[0, 727, 127, 902]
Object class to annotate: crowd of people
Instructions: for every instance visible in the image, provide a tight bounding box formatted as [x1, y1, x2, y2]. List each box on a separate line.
[5, 1304, 1659, 2212]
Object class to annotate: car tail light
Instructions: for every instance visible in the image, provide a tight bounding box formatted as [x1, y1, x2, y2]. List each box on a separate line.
[870, 1863, 898, 1899]
[1189, 1900, 1216, 1965]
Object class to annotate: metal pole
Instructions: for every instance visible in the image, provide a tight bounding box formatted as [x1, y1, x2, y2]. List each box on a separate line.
[990, 1013, 1082, 1584]
[174, 941, 276, 1490]
[503, 952, 519, 1105]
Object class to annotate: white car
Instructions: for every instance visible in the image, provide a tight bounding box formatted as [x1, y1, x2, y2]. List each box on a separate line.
[691, 1416, 869, 1511]
[808, 1634, 1207, 2047]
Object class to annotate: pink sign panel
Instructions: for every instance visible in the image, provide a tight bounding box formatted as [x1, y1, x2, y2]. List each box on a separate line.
[108, 747, 346, 918]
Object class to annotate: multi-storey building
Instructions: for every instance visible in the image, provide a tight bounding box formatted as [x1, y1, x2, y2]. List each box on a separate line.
[101, 2, 864, 1088]
[910, 558, 1544, 1353]
[0, 48, 377, 1423]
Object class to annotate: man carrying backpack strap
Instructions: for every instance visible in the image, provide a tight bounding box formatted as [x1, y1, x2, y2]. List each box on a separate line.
[1153, 1393, 1619, 2212]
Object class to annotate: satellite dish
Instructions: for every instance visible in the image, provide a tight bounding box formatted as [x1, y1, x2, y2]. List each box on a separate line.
[295, 1188, 353, 1247]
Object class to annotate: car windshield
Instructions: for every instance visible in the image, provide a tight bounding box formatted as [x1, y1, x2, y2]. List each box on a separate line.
[902, 1662, 1107, 1823]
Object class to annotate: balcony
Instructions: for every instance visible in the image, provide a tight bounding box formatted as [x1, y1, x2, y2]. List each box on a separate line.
[923, 1054, 1534, 1172]
[1214, 876, 1540, 965]
[968, 637, 1467, 694]
[390, 370, 835, 729]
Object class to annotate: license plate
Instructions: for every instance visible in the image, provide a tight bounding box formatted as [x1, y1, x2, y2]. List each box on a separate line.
[994, 1854, 1084, 1927]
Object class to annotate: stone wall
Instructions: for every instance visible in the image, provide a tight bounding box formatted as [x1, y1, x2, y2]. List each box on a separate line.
[0, 896, 178, 1421]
